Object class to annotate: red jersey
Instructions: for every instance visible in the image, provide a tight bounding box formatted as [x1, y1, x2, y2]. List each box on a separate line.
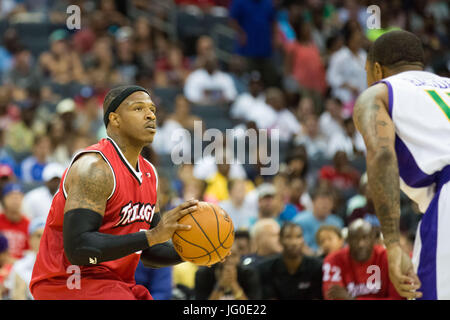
[0, 214, 30, 259]
[30, 138, 158, 294]
[322, 245, 403, 300]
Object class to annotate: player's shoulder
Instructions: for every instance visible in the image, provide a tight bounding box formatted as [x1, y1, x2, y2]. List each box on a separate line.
[65, 152, 114, 194]
[356, 82, 389, 108]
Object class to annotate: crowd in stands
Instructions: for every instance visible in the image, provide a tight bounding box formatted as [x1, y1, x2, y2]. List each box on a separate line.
[0, 0, 448, 300]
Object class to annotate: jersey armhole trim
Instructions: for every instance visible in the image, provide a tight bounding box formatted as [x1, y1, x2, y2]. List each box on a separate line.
[62, 150, 117, 201]
[378, 80, 394, 118]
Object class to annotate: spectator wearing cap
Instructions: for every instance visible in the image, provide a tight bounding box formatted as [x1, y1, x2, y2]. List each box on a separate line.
[292, 186, 343, 254]
[0, 183, 29, 260]
[19, 135, 52, 186]
[22, 162, 64, 221]
[0, 233, 12, 299]
[4, 218, 45, 300]
[56, 98, 77, 137]
[0, 164, 16, 194]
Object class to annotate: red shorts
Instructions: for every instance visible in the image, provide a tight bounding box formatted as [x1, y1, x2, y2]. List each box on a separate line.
[31, 278, 153, 300]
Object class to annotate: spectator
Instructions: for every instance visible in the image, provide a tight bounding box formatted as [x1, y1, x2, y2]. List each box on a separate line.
[55, 98, 77, 141]
[19, 135, 52, 186]
[229, 0, 278, 86]
[0, 183, 29, 260]
[244, 218, 282, 266]
[219, 179, 258, 230]
[326, 22, 367, 106]
[288, 175, 313, 213]
[316, 225, 345, 258]
[184, 53, 237, 105]
[3, 48, 40, 92]
[322, 219, 403, 300]
[194, 242, 262, 300]
[318, 97, 345, 141]
[22, 162, 64, 221]
[253, 183, 279, 222]
[0, 86, 20, 132]
[166, 95, 201, 133]
[114, 26, 139, 85]
[294, 113, 328, 161]
[0, 233, 12, 299]
[319, 150, 360, 192]
[234, 229, 251, 257]
[257, 222, 323, 299]
[0, 130, 17, 174]
[192, 35, 215, 69]
[0, 29, 22, 77]
[5, 101, 37, 159]
[263, 87, 302, 142]
[4, 218, 44, 300]
[154, 44, 191, 88]
[284, 20, 327, 96]
[293, 186, 344, 253]
[39, 29, 85, 85]
[134, 262, 173, 300]
[327, 117, 366, 159]
[230, 71, 266, 122]
[0, 164, 16, 197]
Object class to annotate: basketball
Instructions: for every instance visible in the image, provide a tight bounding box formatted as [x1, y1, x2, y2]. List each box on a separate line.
[172, 201, 235, 266]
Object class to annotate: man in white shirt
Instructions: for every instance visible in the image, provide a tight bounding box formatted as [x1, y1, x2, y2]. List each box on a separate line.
[260, 87, 302, 141]
[230, 71, 266, 121]
[184, 54, 237, 105]
[22, 162, 64, 221]
[326, 28, 367, 104]
[319, 97, 345, 140]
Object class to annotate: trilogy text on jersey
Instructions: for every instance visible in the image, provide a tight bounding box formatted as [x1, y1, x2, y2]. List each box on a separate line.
[114, 202, 156, 227]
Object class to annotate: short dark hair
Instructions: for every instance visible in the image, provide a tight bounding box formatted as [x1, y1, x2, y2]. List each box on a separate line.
[367, 30, 424, 68]
[280, 222, 302, 238]
[235, 229, 250, 241]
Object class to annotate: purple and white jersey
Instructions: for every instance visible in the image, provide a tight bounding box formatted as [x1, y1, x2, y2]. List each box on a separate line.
[379, 71, 450, 213]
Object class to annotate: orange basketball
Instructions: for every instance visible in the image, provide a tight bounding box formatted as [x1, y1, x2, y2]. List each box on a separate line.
[172, 201, 234, 266]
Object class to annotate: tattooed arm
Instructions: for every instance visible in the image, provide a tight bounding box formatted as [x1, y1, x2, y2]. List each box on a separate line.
[353, 83, 421, 299]
[353, 84, 400, 247]
[63, 153, 197, 265]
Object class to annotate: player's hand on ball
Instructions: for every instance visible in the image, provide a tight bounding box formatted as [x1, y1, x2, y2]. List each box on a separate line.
[386, 243, 422, 299]
[146, 199, 198, 246]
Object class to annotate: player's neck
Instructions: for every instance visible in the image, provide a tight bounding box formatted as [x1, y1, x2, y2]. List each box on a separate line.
[384, 65, 423, 78]
[108, 132, 143, 170]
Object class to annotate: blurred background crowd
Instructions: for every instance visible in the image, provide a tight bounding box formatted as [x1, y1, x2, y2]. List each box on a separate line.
[0, 0, 448, 300]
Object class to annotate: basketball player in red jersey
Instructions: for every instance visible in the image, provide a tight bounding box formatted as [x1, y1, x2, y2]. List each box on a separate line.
[30, 85, 198, 300]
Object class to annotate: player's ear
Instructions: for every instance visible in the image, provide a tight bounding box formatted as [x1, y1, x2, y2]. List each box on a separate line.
[373, 62, 384, 81]
[109, 112, 120, 128]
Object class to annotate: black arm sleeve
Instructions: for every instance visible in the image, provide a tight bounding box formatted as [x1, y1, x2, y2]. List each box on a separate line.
[140, 240, 183, 268]
[63, 208, 150, 266]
